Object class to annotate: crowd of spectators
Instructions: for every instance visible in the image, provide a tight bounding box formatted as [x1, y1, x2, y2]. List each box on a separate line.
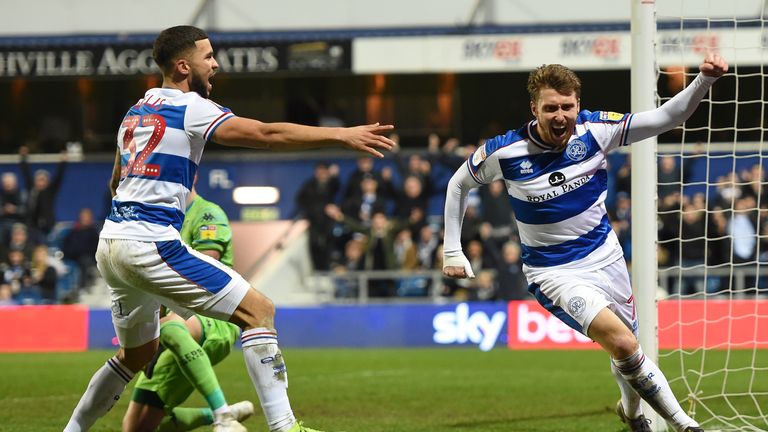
[0, 147, 99, 305]
[617, 153, 768, 298]
[5, 138, 768, 306]
[297, 134, 768, 301]
[296, 134, 529, 302]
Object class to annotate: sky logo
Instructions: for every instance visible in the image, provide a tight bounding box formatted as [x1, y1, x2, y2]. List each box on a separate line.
[432, 303, 506, 351]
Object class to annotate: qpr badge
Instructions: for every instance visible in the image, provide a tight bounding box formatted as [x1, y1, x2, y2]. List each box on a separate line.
[567, 296, 587, 317]
[565, 140, 588, 162]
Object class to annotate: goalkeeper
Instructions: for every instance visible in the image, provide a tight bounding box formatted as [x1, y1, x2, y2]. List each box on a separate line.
[442, 53, 727, 432]
[122, 186, 254, 432]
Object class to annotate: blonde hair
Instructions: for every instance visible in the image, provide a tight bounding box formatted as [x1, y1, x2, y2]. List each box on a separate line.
[527, 64, 582, 103]
[31, 245, 50, 274]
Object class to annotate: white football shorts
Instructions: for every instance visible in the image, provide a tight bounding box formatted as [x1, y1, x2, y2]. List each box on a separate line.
[526, 257, 639, 338]
[96, 238, 251, 348]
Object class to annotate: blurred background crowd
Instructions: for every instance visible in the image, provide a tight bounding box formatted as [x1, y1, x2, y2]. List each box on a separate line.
[4, 131, 767, 306]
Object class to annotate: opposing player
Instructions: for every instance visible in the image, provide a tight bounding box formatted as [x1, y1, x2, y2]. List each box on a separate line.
[64, 25, 394, 432]
[442, 54, 728, 432]
[122, 186, 253, 432]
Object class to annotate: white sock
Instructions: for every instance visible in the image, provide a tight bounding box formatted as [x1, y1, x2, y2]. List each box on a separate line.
[241, 328, 296, 432]
[612, 347, 698, 431]
[610, 360, 643, 419]
[64, 356, 134, 432]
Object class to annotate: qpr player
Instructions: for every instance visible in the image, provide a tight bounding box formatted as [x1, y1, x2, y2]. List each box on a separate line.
[442, 53, 727, 432]
[64, 25, 393, 432]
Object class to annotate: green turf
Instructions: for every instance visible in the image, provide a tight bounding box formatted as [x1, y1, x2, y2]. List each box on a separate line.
[0, 348, 766, 431]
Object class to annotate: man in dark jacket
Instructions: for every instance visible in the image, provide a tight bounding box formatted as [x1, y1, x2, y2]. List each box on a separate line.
[19, 146, 67, 241]
[296, 162, 340, 270]
[62, 207, 100, 290]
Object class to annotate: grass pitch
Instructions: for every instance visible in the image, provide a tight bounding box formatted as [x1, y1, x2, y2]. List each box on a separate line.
[1, 348, 765, 431]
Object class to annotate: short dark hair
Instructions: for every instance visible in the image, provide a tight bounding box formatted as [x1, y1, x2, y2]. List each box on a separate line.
[153, 25, 209, 73]
[527, 64, 582, 103]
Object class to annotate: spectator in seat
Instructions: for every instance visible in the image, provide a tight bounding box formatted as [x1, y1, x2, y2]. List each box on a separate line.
[343, 156, 388, 201]
[28, 244, 58, 303]
[728, 196, 758, 293]
[415, 224, 440, 271]
[331, 237, 366, 298]
[657, 154, 682, 201]
[326, 206, 401, 297]
[0, 172, 26, 243]
[62, 207, 101, 291]
[295, 162, 340, 271]
[0, 281, 14, 305]
[678, 201, 707, 295]
[1, 222, 37, 264]
[19, 146, 67, 242]
[2, 248, 31, 300]
[609, 192, 632, 262]
[479, 179, 517, 246]
[489, 241, 529, 301]
[392, 175, 429, 225]
[739, 163, 767, 203]
[342, 173, 388, 225]
[393, 228, 419, 270]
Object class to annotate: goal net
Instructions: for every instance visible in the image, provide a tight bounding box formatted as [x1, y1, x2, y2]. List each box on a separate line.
[650, 1, 768, 430]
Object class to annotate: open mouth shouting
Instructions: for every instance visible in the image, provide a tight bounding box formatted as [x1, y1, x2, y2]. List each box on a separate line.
[552, 125, 569, 140]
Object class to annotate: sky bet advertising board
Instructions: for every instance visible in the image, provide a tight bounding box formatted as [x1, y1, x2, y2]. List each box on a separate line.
[1, 301, 767, 352]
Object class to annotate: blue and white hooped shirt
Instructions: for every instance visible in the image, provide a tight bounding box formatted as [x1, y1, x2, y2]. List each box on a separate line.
[101, 88, 234, 242]
[467, 109, 633, 272]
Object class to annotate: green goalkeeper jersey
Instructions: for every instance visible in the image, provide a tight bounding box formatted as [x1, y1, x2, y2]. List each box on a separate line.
[181, 195, 234, 268]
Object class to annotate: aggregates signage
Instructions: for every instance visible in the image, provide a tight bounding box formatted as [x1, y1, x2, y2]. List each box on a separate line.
[0, 40, 350, 78]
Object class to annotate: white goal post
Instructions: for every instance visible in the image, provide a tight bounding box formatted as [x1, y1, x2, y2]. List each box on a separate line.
[631, 0, 663, 429]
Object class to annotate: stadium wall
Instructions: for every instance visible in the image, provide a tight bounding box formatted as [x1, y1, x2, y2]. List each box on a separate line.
[2, 300, 766, 353]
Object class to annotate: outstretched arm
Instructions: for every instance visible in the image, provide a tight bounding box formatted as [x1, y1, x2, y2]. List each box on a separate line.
[628, 53, 728, 143]
[212, 118, 395, 158]
[442, 164, 481, 279]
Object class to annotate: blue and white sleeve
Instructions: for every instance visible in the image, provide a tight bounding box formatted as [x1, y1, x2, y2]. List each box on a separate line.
[185, 97, 235, 142]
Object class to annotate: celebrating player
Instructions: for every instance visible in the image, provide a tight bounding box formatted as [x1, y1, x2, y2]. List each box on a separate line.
[122, 186, 253, 432]
[442, 53, 728, 432]
[64, 25, 393, 432]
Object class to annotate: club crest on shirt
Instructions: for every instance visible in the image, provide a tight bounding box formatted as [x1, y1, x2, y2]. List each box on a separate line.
[567, 296, 587, 317]
[565, 140, 588, 162]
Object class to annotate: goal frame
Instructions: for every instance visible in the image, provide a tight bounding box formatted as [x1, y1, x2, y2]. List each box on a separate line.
[631, 0, 665, 430]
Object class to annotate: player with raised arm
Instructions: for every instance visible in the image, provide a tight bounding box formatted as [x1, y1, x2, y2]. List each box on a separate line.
[122, 185, 254, 432]
[442, 53, 728, 432]
[64, 25, 393, 432]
